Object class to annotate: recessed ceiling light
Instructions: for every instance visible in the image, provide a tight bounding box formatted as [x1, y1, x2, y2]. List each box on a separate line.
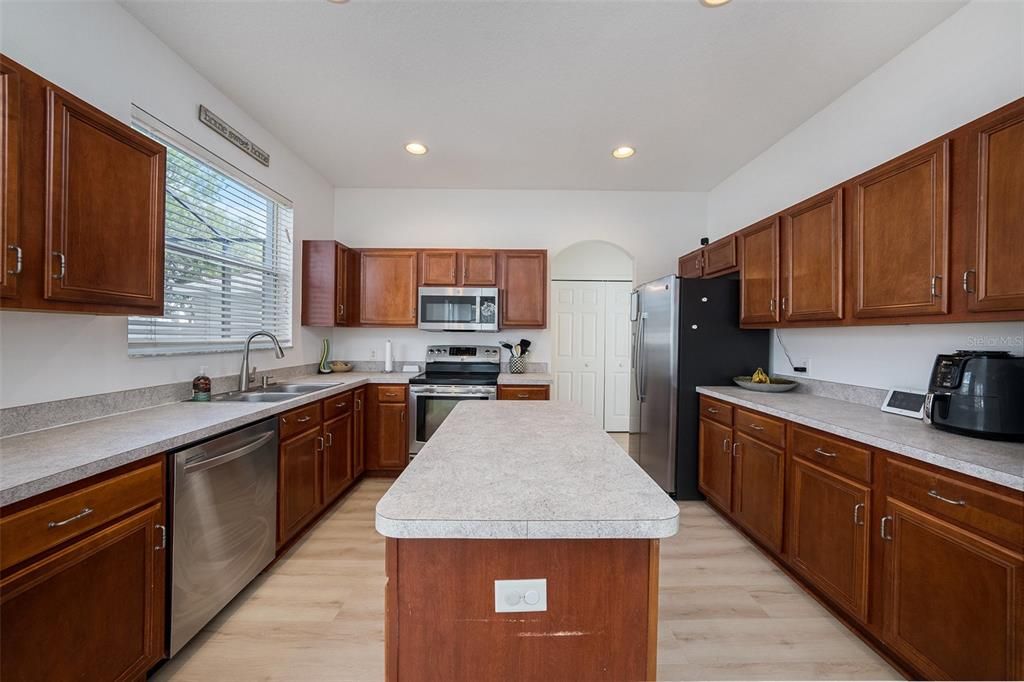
[405, 142, 428, 156]
[612, 146, 635, 159]
[327, 0, 349, 4]
[699, 0, 732, 6]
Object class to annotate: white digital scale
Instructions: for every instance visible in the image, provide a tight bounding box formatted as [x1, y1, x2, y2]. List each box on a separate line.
[880, 388, 927, 419]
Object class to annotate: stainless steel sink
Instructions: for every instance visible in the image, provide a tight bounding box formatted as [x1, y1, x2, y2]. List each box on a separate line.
[210, 383, 338, 402]
[212, 392, 295, 403]
[261, 383, 338, 394]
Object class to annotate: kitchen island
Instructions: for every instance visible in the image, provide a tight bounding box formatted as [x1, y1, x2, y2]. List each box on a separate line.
[375, 401, 678, 681]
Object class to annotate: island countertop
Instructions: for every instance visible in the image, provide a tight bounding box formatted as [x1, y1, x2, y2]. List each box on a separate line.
[375, 401, 679, 539]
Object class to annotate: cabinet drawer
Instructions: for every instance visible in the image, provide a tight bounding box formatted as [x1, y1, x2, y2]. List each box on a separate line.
[790, 426, 872, 484]
[280, 402, 323, 441]
[699, 396, 733, 427]
[734, 408, 785, 449]
[376, 385, 407, 403]
[887, 458, 1023, 550]
[322, 391, 354, 421]
[497, 385, 550, 401]
[0, 459, 163, 572]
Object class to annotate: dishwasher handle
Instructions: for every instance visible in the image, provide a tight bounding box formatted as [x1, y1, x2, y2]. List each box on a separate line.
[183, 431, 275, 475]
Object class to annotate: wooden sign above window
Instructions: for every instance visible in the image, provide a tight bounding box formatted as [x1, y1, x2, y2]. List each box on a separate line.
[198, 105, 270, 167]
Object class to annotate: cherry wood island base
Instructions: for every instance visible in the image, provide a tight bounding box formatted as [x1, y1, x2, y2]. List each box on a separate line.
[385, 537, 660, 681]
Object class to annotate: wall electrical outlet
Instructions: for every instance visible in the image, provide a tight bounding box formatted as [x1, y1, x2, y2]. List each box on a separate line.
[793, 358, 811, 374]
[369, 349, 377, 359]
[494, 579, 547, 613]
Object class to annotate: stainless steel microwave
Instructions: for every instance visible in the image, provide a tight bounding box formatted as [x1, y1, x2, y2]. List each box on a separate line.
[417, 287, 499, 331]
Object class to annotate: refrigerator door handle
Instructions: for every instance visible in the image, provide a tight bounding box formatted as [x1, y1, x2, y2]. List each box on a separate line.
[636, 314, 647, 400]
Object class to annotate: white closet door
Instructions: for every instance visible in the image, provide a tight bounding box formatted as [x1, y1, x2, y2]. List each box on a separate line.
[603, 282, 632, 432]
[551, 281, 605, 422]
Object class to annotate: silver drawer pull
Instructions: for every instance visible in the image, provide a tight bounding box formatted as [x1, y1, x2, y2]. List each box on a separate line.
[48, 507, 93, 528]
[335, 402, 348, 409]
[7, 244, 22, 275]
[928, 489, 966, 507]
[296, 415, 312, 423]
[517, 394, 530, 399]
[706, 407, 719, 414]
[748, 424, 764, 431]
[813, 447, 837, 458]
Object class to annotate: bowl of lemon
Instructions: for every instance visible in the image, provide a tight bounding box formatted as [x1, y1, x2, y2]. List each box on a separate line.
[733, 368, 799, 393]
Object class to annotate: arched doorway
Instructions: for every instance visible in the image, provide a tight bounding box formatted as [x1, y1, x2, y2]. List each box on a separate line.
[550, 241, 635, 440]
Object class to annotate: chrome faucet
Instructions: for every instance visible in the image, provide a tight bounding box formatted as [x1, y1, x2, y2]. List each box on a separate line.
[238, 331, 285, 392]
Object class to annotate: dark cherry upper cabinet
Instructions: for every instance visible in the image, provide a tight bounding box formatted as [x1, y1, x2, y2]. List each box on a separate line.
[460, 250, 498, 286]
[882, 499, 1023, 681]
[499, 250, 547, 328]
[739, 217, 780, 324]
[678, 249, 703, 279]
[788, 457, 870, 622]
[852, 140, 949, 318]
[703, 234, 738, 277]
[360, 250, 418, 326]
[43, 87, 165, 310]
[968, 104, 1024, 312]
[781, 188, 843, 322]
[1, 59, 21, 301]
[419, 250, 458, 286]
[301, 240, 354, 327]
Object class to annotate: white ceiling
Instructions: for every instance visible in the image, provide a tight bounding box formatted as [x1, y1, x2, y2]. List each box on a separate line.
[122, 0, 964, 191]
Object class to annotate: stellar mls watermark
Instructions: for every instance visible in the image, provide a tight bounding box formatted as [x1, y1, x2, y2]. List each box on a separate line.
[965, 335, 1024, 348]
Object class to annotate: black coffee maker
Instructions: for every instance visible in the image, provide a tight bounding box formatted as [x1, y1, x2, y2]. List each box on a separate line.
[925, 351, 1024, 440]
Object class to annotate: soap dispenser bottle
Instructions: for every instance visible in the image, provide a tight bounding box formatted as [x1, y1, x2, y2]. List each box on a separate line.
[192, 366, 212, 402]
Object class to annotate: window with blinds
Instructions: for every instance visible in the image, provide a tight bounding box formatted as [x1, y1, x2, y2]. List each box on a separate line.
[128, 115, 293, 356]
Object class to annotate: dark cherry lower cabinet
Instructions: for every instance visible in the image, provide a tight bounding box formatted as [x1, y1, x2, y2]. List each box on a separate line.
[788, 457, 870, 622]
[278, 390, 362, 549]
[698, 394, 1024, 680]
[353, 386, 367, 477]
[0, 458, 167, 681]
[697, 417, 733, 511]
[365, 384, 409, 473]
[731, 432, 785, 554]
[882, 500, 1023, 681]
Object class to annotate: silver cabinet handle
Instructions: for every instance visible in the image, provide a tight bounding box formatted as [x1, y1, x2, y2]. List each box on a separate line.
[853, 503, 865, 526]
[7, 244, 22, 275]
[355, 398, 362, 411]
[748, 424, 764, 431]
[731, 441, 740, 458]
[930, 274, 942, 298]
[722, 438, 731, 453]
[49, 507, 93, 528]
[928, 489, 966, 507]
[769, 298, 776, 313]
[706, 407, 719, 414]
[315, 436, 325, 452]
[155, 523, 167, 550]
[338, 303, 345, 316]
[52, 251, 66, 279]
[781, 296, 787, 311]
[400, 410, 405, 423]
[326, 432, 334, 447]
[814, 447, 837, 458]
[880, 515, 893, 541]
[962, 269, 975, 294]
[296, 415, 312, 423]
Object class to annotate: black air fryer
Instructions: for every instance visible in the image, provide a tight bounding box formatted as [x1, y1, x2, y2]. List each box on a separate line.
[925, 351, 1024, 441]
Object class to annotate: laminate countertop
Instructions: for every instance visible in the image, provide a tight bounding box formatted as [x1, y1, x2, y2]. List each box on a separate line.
[697, 386, 1024, 492]
[0, 373, 418, 507]
[375, 401, 679, 539]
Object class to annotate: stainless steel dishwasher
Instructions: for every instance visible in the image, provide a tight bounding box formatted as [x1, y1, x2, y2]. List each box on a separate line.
[170, 417, 278, 656]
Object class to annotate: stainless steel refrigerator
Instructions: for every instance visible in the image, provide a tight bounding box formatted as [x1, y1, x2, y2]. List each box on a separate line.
[630, 275, 768, 498]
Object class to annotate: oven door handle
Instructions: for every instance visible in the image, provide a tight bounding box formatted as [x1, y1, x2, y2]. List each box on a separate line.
[412, 391, 496, 398]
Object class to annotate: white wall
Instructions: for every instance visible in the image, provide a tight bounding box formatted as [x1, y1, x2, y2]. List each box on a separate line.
[707, 1, 1024, 389]
[332, 188, 706, 364]
[551, 241, 634, 281]
[0, 1, 337, 408]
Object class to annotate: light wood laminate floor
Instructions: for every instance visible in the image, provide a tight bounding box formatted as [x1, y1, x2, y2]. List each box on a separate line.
[157, 477, 899, 681]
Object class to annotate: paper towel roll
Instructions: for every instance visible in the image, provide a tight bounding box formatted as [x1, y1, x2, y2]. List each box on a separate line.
[384, 339, 393, 373]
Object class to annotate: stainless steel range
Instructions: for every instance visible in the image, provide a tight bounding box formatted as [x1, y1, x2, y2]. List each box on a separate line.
[408, 345, 500, 455]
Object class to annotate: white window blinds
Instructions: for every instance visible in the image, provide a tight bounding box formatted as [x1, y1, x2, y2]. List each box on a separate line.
[128, 114, 293, 356]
